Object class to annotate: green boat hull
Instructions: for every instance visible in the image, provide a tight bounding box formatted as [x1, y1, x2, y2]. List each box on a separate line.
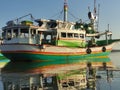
[3, 51, 110, 62]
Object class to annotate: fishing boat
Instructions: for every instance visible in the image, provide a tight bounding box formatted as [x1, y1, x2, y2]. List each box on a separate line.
[0, 0, 117, 61]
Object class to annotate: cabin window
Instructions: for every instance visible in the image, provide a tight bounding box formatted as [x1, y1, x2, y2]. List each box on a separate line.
[13, 29, 19, 37]
[4, 30, 12, 40]
[7, 32, 11, 40]
[80, 34, 84, 38]
[67, 33, 73, 38]
[74, 33, 79, 38]
[61, 32, 66, 37]
[45, 35, 51, 43]
[20, 29, 29, 38]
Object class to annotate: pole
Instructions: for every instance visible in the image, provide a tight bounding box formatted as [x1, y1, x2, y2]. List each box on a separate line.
[64, 0, 68, 22]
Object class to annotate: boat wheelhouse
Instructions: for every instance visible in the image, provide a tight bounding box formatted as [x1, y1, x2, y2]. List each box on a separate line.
[2, 19, 87, 48]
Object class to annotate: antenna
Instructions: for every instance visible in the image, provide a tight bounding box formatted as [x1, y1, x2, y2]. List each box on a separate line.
[108, 24, 109, 31]
[97, 4, 100, 31]
[93, 0, 97, 20]
[94, 0, 96, 14]
[93, 0, 100, 32]
[64, 0, 68, 22]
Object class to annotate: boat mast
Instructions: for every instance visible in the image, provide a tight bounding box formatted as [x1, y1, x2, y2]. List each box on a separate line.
[64, 0, 68, 22]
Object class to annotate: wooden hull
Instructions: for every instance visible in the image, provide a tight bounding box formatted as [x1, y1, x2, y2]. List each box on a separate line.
[0, 43, 114, 62]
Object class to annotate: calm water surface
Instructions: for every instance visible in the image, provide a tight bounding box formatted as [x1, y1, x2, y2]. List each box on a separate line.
[0, 52, 120, 90]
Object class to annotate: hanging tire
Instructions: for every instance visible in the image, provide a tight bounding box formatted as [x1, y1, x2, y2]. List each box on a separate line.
[102, 47, 106, 52]
[86, 48, 92, 54]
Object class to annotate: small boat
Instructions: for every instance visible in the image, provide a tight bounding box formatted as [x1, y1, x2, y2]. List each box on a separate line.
[0, 0, 117, 61]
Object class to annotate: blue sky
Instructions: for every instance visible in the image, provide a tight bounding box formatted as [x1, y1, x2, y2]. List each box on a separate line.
[0, 0, 120, 39]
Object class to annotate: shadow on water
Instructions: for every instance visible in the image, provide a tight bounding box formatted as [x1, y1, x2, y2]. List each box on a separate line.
[0, 56, 116, 90]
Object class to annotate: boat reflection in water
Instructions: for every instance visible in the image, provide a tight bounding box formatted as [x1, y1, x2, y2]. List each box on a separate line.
[1, 56, 114, 90]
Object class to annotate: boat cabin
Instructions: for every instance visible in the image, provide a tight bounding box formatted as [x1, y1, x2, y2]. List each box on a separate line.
[2, 19, 87, 47]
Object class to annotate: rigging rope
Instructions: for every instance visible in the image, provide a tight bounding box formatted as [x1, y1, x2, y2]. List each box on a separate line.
[49, 8, 80, 22]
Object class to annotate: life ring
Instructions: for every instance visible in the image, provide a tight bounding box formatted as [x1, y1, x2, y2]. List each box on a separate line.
[102, 47, 106, 52]
[86, 48, 92, 54]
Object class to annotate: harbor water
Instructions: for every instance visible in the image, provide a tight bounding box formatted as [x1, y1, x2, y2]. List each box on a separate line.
[0, 51, 120, 90]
